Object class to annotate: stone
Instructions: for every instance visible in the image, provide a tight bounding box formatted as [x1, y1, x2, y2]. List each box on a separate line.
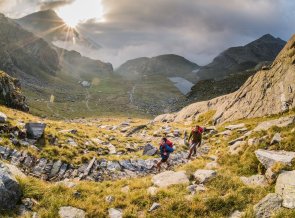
[59, 129, 78, 134]
[152, 171, 189, 188]
[229, 141, 246, 155]
[142, 144, 158, 156]
[67, 138, 78, 147]
[0, 112, 7, 123]
[270, 133, 282, 145]
[25, 123, 46, 140]
[255, 149, 295, 169]
[229, 210, 245, 218]
[107, 144, 117, 154]
[187, 184, 206, 194]
[193, 169, 217, 184]
[0, 163, 22, 210]
[248, 138, 261, 146]
[265, 168, 279, 184]
[121, 186, 130, 193]
[57, 179, 76, 188]
[49, 160, 62, 178]
[225, 123, 245, 130]
[148, 203, 160, 212]
[253, 193, 282, 218]
[216, 130, 232, 136]
[228, 136, 246, 145]
[105, 195, 115, 203]
[108, 208, 123, 218]
[147, 187, 158, 196]
[205, 161, 219, 169]
[240, 175, 268, 187]
[58, 206, 86, 218]
[107, 161, 121, 171]
[275, 170, 295, 209]
[254, 116, 295, 132]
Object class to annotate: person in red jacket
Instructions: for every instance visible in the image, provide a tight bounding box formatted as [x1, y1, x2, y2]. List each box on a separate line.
[187, 125, 203, 159]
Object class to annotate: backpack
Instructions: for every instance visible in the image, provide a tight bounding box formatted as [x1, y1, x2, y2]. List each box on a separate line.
[166, 139, 173, 148]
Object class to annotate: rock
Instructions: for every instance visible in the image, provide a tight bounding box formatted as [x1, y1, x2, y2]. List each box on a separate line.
[255, 149, 295, 169]
[58, 206, 86, 218]
[0, 112, 7, 123]
[0, 163, 22, 210]
[194, 169, 217, 184]
[229, 141, 246, 155]
[21, 198, 36, 210]
[148, 203, 160, 212]
[147, 187, 158, 196]
[25, 123, 46, 140]
[248, 138, 261, 146]
[228, 136, 246, 145]
[216, 130, 232, 136]
[80, 81, 91, 88]
[187, 184, 206, 194]
[225, 123, 245, 130]
[270, 133, 282, 145]
[3, 163, 26, 178]
[253, 193, 282, 218]
[254, 116, 295, 132]
[59, 129, 78, 134]
[67, 138, 78, 147]
[121, 186, 129, 193]
[107, 144, 117, 154]
[91, 138, 104, 144]
[57, 179, 76, 188]
[108, 208, 123, 218]
[142, 144, 157, 156]
[49, 160, 62, 178]
[205, 161, 219, 169]
[152, 171, 189, 188]
[229, 210, 245, 218]
[105, 195, 115, 203]
[275, 170, 295, 208]
[240, 175, 268, 187]
[265, 168, 279, 184]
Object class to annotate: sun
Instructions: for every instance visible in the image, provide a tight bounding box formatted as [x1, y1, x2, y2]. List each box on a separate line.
[56, 0, 104, 28]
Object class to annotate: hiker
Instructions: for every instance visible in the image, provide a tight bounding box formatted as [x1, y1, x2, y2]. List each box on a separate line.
[187, 125, 204, 159]
[156, 137, 174, 171]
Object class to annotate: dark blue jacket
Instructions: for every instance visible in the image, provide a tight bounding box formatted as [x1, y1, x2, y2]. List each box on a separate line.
[160, 143, 174, 158]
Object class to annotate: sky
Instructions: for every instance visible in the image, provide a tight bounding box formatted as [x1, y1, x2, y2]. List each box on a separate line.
[0, 0, 294, 67]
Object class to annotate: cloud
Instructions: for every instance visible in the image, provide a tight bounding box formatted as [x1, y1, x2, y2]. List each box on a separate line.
[0, 0, 294, 67]
[39, 0, 74, 10]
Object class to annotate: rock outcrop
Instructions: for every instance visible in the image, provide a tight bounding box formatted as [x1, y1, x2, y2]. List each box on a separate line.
[253, 193, 282, 218]
[275, 170, 295, 209]
[0, 71, 29, 111]
[0, 162, 22, 211]
[154, 34, 295, 124]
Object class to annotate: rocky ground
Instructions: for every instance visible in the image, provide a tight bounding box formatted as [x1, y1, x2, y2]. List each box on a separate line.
[0, 103, 295, 217]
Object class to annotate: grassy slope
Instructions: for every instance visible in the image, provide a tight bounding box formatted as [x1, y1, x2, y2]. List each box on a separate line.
[0, 107, 295, 217]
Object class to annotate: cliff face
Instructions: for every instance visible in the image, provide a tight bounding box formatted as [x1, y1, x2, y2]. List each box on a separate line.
[0, 71, 29, 112]
[154, 34, 295, 124]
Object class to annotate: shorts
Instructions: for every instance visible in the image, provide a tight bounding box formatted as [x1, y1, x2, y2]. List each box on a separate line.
[161, 156, 169, 162]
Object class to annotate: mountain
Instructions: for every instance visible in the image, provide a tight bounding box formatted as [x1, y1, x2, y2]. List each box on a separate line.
[116, 54, 200, 80]
[196, 34, 286, 80]
[16, 10, 101, 50]
[155, 34, 295, 124]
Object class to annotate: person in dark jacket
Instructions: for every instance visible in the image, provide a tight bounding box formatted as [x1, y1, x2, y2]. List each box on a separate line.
[156, 137, 174, 171]
[187, 125, 203, 159]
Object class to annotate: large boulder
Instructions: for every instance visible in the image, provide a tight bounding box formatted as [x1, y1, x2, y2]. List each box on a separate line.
[58, 206, 86, 218]
[255, 149, 295, 169]
[253, 193, 282, 218]
[0, 163, 22, 210]
[25, 123, 46, 140]
[193, 169, 217, 184]
[142, 144, 158, 156]
[152, 171, 189, 188]
[275, 170, 295, 209]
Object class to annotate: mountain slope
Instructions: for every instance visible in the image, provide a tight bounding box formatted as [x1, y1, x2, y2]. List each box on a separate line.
[155, 34, 295, 124]
[116, 54, 200, 80]
[196, 34, 286, 80]
[16, 10, 101, 50]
